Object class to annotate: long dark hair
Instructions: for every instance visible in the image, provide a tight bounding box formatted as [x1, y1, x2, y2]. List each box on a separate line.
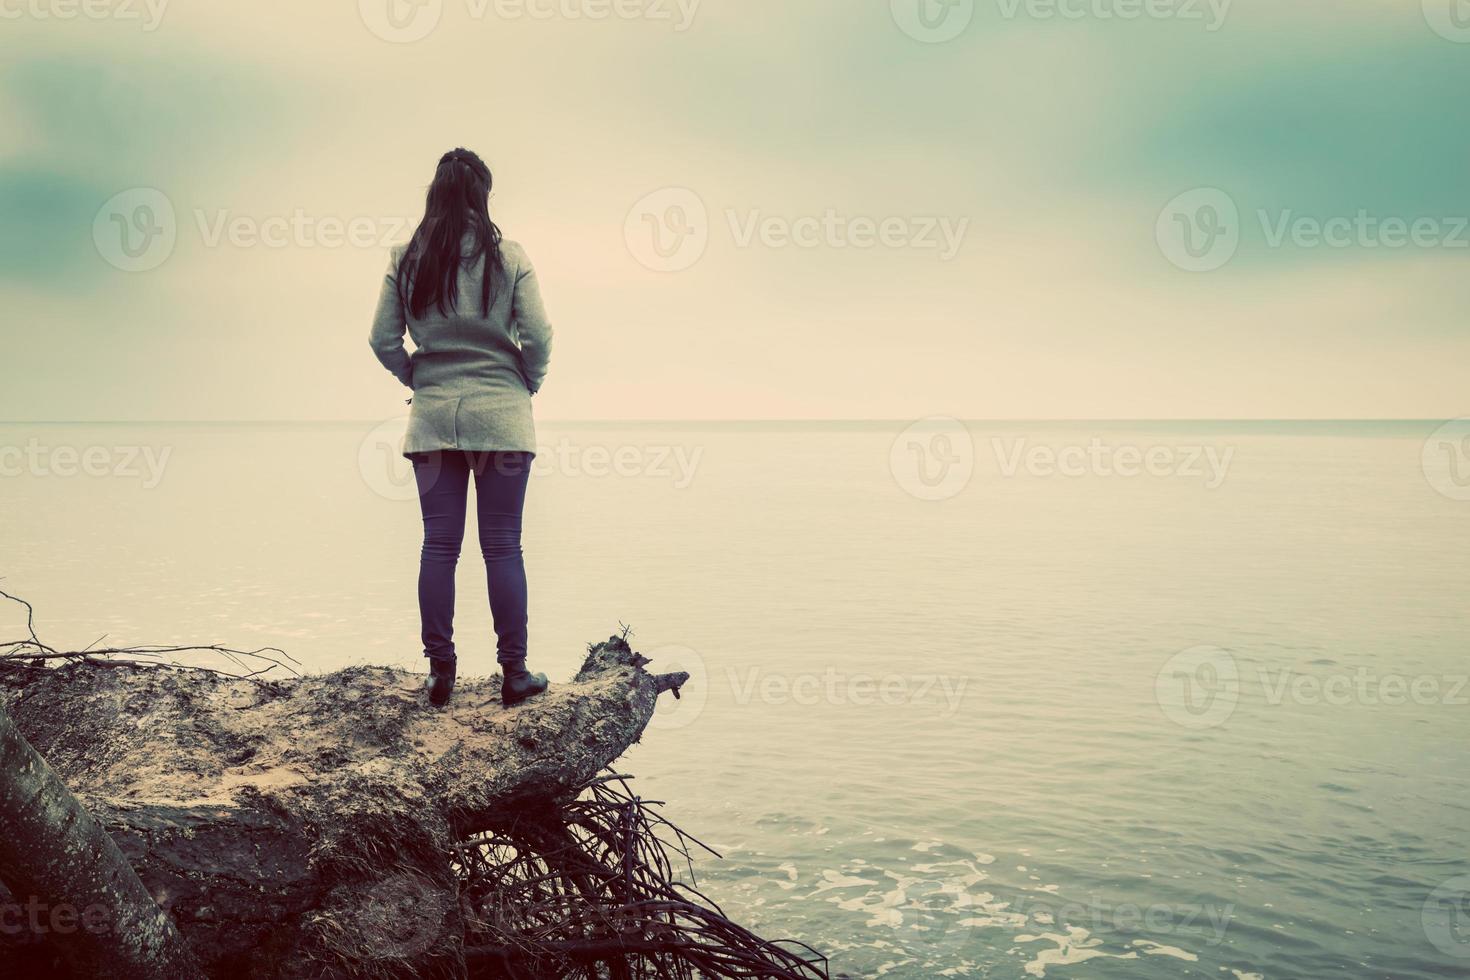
[398, 148, 504, 319]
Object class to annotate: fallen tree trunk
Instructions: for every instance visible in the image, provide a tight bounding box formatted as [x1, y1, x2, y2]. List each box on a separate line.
[0, 636, 695, 978]
[0, 700, 204, 980]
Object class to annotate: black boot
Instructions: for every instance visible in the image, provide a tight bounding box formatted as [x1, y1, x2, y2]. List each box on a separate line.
[501, 660, 548, 707]
[427, 658, 457, 707]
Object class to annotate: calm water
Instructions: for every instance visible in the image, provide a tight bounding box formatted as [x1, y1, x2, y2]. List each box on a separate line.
[3, 420, 1468, 979]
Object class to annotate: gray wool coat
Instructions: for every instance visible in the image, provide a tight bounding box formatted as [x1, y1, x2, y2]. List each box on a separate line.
[370, 239, 552, 457]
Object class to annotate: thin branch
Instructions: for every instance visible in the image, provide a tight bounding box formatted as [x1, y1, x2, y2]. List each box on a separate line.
[0, 588, 299, 681]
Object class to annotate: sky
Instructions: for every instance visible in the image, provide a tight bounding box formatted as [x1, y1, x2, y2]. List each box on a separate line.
[1, 0, 1468, 421]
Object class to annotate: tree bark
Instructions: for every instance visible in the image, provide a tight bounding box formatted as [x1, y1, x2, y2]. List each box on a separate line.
[0, 699, 204, 979]
[0, 636, 687, 978]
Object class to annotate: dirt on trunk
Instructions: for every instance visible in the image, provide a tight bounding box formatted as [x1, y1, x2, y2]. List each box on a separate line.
[0, 636, 690, 977]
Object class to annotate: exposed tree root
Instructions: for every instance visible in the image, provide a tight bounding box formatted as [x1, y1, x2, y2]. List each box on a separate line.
[456, 774, 827, 979]
[0, 591, 827, 979]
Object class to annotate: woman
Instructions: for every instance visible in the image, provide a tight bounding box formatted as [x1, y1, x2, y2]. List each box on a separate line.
[369, 147, 553, 709]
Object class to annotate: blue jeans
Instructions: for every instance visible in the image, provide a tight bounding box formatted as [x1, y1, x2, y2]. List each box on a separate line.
[411, 451, 532, 666]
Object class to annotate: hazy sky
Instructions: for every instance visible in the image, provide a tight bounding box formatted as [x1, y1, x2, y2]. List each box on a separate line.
[2, 0, 1468, 420]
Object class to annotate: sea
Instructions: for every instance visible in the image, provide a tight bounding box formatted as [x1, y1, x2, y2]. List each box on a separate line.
[2, 419, 1467, 979]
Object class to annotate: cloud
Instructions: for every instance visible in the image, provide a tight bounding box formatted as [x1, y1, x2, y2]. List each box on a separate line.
[0, 169, 115, 283]
[0, 50, 298, 285]
[0, 0, 1464, 419]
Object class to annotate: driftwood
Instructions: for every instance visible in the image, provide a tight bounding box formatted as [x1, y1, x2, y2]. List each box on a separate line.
[0, 587, 827, 980]
[0, 698, 205, 979]
[0, 635, 742, 977]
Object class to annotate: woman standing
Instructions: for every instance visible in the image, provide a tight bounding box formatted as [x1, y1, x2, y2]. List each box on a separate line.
[370, 147, 553, 708]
